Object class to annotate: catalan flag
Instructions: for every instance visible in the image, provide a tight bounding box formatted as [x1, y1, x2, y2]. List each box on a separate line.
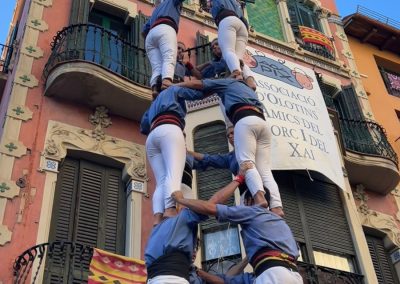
[88, 248, 147, 284]
[299, 26, 334, 52]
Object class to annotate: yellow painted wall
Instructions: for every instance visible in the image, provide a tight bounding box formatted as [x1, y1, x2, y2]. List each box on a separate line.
[348, 37, 400, 157]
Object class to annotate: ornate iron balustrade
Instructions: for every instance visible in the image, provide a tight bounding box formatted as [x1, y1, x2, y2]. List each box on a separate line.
[298, 262, 363, 284]
[1, 43, 13, 73]
[299, 41, 335, 61]
[43, 23, 151, 87]
[339, 118, 398, 166]
[13, 241, 93, 284]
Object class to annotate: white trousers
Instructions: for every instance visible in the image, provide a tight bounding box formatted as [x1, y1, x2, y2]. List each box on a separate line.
[255, 267, 303, 284]
[218, 16, 248, 73]
[234, 116, 282, 209]
[147, 275, 189, 284]
[146, 124, 186, 214]
[145, 24, 177, 87]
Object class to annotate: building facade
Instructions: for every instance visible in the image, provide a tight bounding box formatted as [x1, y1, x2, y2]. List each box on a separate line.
[0, 0, 399, 283]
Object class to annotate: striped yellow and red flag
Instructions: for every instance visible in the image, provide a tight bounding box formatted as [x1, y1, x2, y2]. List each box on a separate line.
[88, 248, 147, 284]
[299, 26, 334, 52]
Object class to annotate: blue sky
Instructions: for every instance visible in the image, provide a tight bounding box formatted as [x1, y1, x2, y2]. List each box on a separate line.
[0, 0, 399, 44]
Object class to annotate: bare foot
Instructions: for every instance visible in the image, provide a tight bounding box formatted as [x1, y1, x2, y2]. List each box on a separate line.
[245, 76, 257, 91]
[161, 78, 173, 90]
[271, 207, 285, 218]
[253, 191, 269, 208]
[230, 70, 243, 81]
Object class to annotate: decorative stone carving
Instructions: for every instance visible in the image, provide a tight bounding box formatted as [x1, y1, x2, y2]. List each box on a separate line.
[8, 105, 33, 121]
[0, 225, 12, 245]
[0, 139, 27, 158]
[0, 180, 20, 199]
[14, 72, 39, 88]
[44, 121, 147, 181]
[33, 0, 52, 7]
[27, 18, 48, 32]
[21, 44, 44, 58]
[89, 106, 112, 141]
[354, 184, 400, 247]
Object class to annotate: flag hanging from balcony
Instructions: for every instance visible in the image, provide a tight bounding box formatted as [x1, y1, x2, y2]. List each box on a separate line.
[299, 26, 334, 52]
[88, 248, 147, 284]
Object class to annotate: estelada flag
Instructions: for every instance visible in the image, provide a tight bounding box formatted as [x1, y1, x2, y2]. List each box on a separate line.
[88, 248, 147, 284]
[299, 26, 334, 52]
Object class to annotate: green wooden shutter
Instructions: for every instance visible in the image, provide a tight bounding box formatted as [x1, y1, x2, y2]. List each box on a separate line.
[367, 235, 399, 284]
[69, 0, 90, 24]
[335, 85, 364, 121]
[196, 32, 212, 66]
[273, 172, 304, 242]
[131, 12, 151, 85]
[194, 122, 232, 228]
[46, 157, 125, 283]
[296, 175, 354, 255]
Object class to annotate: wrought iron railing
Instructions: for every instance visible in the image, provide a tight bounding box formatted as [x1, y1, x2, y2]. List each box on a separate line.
[339, 118, 398, 166]
[1, 43, 13, 73]
[13, 241, 93, 284]
[43, 23, 151, 87]
[298, 262, 363, 284]
[356, 5, 400, 30]
[299, 41, 335, 61]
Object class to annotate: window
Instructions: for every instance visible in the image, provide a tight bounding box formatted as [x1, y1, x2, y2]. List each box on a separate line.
[379, 67, 400, 98]
[366, 234, 399, 284]
[275, 171, 360, 280]
[287, 0, 334, 60]
[193, 122, 242, 273]
[45, 157, 126, 283]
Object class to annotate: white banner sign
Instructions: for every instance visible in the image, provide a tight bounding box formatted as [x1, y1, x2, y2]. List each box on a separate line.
[245, 47, 345, 190]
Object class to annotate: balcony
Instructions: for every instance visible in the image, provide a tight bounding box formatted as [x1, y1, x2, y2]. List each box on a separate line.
[13, 241, 364, 284]
[339, 118, 399, 194]
[296, 26, 335, 61]
[0, 43, 13, 97]
[13, 241, 93, 283]
[298, 262, 363, 284]
[43, 24, 152, 121]
[379, 67, 400, 98]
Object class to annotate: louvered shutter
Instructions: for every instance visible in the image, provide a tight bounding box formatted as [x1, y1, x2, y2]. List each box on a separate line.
[46, 158, 125, 283]
[366, 235, 399, 284]
[273, 172, 304, 242]
[69, 0, 90, 24]
[194, 123, 233, 229]
[296, 175, 354, 255]
[46, 159, 80, 283]
[287, 0, 300, 32]
[336, 85, 364, 121]
[196, 32, 212, 66]
[131, 12, 151, 85]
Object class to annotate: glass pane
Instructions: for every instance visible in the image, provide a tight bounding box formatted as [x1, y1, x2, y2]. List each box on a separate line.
[313, 250, 355, 273]
[203, 227, 241, 261]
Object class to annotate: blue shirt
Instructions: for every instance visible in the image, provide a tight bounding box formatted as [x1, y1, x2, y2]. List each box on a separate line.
[222, 273, 254, 284]
[140, 86, 204, 135]
[194, 151, 238, 174]
[210, 0, 243, 20]
[216, 205, 299, 262]
[145, 208, 208, 267]
[142, 0, 185, 35]
[189, 266, 205, 284]
[201, 58, 227, 79]
[202, 78, 265, 118]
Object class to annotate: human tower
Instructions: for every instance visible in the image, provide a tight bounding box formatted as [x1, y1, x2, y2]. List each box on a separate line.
[140, 0, 303, 282]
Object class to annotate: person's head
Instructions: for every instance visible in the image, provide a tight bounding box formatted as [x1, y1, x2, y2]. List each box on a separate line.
[177, 42, 186, 61]
[210, 38, 222, 59]
[226, 126, 234, 146]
